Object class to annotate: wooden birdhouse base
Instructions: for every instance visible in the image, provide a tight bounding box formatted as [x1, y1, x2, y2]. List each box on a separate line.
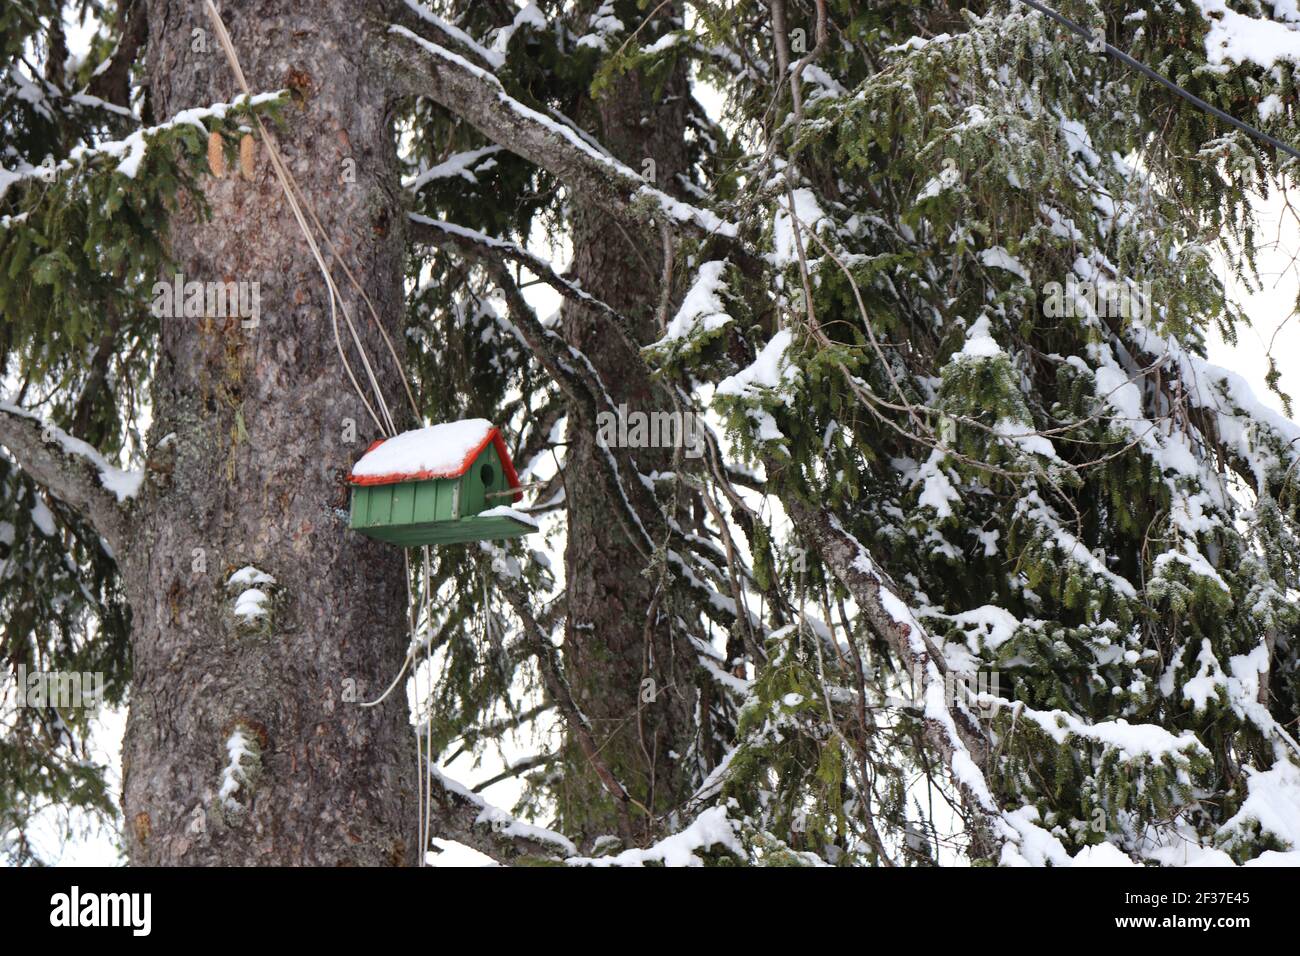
[351, 511, 536, 547]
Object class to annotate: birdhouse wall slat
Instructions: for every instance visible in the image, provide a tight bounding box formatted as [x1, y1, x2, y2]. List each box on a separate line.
[392, 482, 416, 524]
[412, 480, 436, 523]
[461, 471, 481, 518]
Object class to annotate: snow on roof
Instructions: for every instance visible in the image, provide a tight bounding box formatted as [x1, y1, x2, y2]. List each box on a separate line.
[348, 419, 521, 496]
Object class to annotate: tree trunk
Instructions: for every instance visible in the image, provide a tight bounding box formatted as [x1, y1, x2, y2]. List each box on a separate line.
[557, 7, 699, 844]
[119, 0, 415, 865]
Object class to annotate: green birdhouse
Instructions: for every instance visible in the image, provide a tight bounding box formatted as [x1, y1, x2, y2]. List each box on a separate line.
[348, 419, 537, 546]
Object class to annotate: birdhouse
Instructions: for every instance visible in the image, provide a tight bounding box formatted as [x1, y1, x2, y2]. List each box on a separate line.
[347, 419, 537, 546]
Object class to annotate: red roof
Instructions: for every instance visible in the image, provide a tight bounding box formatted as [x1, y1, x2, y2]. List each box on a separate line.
[347, 426, 522, 502]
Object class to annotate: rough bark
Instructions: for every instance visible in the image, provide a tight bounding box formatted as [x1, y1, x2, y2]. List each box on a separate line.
[86, 0, 149, 109]
[117, 0, 415, 865]
[554, 5, 700, 845]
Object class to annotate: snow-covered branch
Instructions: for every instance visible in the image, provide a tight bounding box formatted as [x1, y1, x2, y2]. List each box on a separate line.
[426, 767, 576, 864]
[780, 494, 1007, 859]
[0, 400, 140, 556]
[379, 25, 736, 238]
[387, 0, 505, 75]
[407, 213, 637, 336]
[0, 91, 281, 200]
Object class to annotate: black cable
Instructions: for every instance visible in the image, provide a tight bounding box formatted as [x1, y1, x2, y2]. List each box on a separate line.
[1014, 0, 1300, 164]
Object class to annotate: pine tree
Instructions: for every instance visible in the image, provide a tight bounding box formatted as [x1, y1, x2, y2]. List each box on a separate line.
[3, 0, 1299, 866]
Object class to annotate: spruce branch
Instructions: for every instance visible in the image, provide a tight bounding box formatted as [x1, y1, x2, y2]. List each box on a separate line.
[779, 494, 1006, 861]
[421, 218, 747, 633]
[378, 24, 739, 241]
[0, 401, 135, 558]
[425, 766, 576, 863]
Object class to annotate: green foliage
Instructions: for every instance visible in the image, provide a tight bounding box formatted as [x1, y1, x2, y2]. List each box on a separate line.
[676, 0, 1300, 862]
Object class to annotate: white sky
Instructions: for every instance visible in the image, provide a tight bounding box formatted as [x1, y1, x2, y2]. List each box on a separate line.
[1209, 185, 1300, 415]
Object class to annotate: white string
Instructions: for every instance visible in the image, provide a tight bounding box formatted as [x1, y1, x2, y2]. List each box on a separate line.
[421, 545, 435, 865]
[416, 562, 427, 864]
